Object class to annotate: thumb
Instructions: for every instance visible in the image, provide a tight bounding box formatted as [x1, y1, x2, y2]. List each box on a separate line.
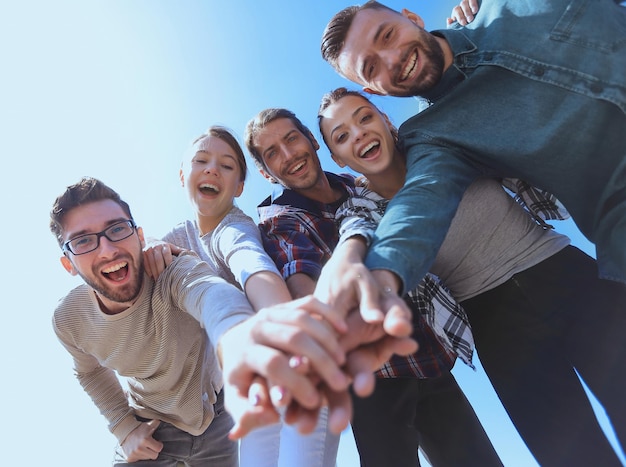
[145, 419, 161, 434]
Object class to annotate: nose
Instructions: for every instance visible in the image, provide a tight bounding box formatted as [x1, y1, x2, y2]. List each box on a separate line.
[280, 143, 297, 161]
[203, 160, 219, 175]
[97, 235, 120, 257]
[355, 126, 366, 142]
[379, 48, 402, 73]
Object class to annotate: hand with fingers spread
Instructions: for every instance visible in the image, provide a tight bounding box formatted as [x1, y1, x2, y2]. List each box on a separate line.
[142, 240, 186, 280]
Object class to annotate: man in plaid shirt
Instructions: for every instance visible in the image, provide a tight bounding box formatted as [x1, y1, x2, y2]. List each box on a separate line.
[245, 107, 499, 467]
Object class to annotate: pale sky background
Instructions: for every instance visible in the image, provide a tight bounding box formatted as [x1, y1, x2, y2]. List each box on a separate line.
[1, 1, 623, 466]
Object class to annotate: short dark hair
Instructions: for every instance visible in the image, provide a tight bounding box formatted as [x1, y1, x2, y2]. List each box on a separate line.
[50, 177, 134, 248]
[321, 1, 396, 71]
[193, 125, 248, 182]
[244, 108, 316, 173]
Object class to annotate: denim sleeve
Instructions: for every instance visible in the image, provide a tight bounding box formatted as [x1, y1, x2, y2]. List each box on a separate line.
[364, 138, 479, 295]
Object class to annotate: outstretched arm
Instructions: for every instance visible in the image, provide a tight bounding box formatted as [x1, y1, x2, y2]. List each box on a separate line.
[365, 136, 479, 295]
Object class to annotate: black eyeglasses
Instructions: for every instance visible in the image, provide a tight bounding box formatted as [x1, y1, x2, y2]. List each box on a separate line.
[63, 220, 137, 255]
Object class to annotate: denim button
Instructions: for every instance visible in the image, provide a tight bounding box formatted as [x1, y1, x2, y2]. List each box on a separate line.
[589, 82, 603, 93]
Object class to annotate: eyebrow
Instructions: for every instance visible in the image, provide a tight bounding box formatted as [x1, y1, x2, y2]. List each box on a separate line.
[219, 153, 238, 163]
[264, 129, 295, 154]
[66, 217, 128, 240]
[361, 22, 388, 78]
[373, 22, 387, 44]
[329, 105, 370, 139]
[194, 150, 236, 162]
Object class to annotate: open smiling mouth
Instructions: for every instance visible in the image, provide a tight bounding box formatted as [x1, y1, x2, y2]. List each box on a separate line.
[359, 141, 380, 159]
[199, 183, 220, 195]
[102, 262, 129, 282]
[399, 50, 418, 82]
[288, 160, 306, 175]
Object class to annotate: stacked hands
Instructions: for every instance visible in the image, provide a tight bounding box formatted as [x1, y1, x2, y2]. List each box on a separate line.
[216, 239, 418, 440]
[220, 279, 417, 440]
[144, 241, 418, 440]
[138, 0, 480, 443]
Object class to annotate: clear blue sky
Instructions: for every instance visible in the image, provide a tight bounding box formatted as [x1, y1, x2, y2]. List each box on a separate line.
[1, 1, 621, 466]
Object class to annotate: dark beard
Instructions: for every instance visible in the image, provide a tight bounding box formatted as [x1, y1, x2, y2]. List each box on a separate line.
[81, 257, 144, 306]
[396, 33, 445, 97]
[95, 272, 144, 304]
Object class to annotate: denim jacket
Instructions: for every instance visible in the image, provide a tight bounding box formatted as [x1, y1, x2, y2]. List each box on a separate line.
[365, 0, 626, 291]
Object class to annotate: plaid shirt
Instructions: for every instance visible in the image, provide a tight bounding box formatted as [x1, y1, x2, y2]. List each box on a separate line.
[257, 172, 468, 378]
[337, 186, 475, 370]
[257, 173, 354, 282]
[336, 178, 569, 368]
[501, 178, 570, 226]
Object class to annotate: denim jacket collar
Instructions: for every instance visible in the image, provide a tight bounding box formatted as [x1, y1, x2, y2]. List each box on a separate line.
[420, 30, 476, 104]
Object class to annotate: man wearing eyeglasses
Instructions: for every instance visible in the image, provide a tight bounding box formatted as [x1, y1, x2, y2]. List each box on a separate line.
[49, 176, 395, 466]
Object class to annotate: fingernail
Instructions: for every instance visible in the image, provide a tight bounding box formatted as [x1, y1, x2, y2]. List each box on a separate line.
[270, 386, 285, 404]
[249, 392, 261, 406]
[289, 356, 303, 369]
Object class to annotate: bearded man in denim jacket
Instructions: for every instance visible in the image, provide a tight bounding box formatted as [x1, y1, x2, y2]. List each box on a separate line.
[321, 0, 626, 465]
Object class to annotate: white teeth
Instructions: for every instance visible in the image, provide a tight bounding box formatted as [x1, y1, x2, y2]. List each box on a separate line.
[199, 183, 220, 193]
[360, 141, 379, 158]
[401, 52, 417, 81]
[103, 262, 127, 274]
[289, 161, 305, 174]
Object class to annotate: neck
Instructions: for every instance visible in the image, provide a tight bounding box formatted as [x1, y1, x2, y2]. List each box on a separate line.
[366, 153, 406, 199]
[95, 292, 130, 315]
[198, 206, 232, 236]
[294, 173, 343, 204]
[436, 35, 455, 72]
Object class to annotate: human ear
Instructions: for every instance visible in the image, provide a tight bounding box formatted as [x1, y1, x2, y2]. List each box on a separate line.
[402, 9, 425, 28]
[234, 180, 244, 198]
[363, 87, 383, 96]
[137, 226, 146, 248]
[61, 255, 78, 276]
[260, 169, 278, 184]
[179, 166, 185, 187]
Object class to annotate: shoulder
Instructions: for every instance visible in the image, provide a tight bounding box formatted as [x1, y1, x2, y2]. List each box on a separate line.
[54, 285, 94, 315]
[223, 206, 257, 227]
[163, 220, 198, 245]
[52, 285, 97, 334]
[258, 200, 309, 225]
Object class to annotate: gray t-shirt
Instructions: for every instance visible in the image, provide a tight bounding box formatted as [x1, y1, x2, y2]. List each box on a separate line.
[337, 178, 570, 301]
[164, 205, 281, 291]
[428, 178, 569, 301]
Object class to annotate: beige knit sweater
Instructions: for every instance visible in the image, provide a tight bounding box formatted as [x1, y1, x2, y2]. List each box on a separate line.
[52, 252, 254, 443]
